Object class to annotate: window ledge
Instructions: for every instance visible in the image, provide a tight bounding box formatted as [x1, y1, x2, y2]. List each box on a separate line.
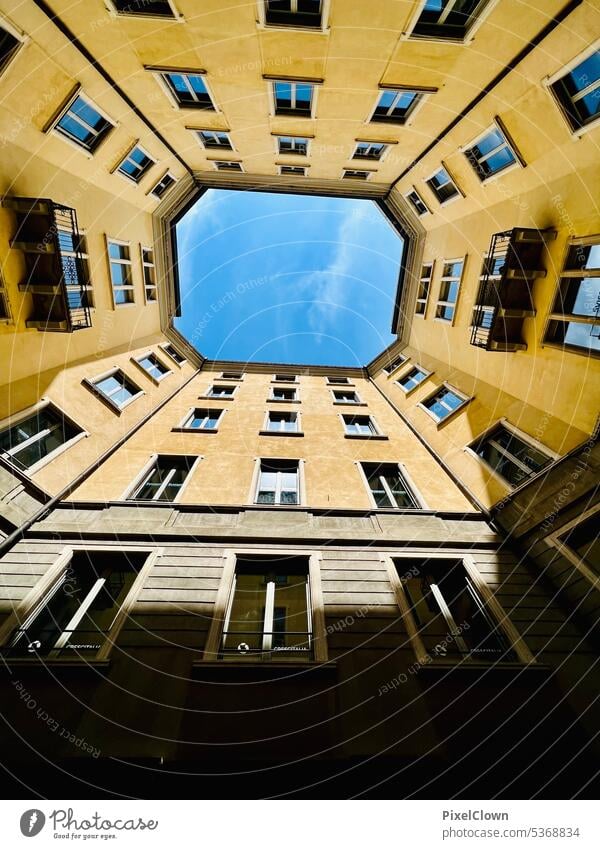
[192, 660, 336, 681]
[268, 398, 301, 404]
[259, 430, 304, 437]
[415, 660, 548, 677]
[332, 401, 367, 407]
[344, 433, 388, 440]
[2, 658, 111, 670]
[200, 395, 234, 401]
[171, 427, 218, 434]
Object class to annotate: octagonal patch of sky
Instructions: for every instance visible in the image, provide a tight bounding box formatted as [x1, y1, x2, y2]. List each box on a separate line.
[175, 189, 404, 366]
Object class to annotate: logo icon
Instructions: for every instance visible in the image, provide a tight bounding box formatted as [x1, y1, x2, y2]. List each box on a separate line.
[19, 810, 46, 837]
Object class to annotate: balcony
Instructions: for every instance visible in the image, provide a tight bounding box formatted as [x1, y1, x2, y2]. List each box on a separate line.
[2, 197, 92, 332]
[470, 228, 556, 351]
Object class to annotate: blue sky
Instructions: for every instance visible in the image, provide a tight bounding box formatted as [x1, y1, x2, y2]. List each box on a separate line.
[174, 189, 403, 366]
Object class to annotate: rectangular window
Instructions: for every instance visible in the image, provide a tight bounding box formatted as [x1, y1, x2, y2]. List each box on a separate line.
[435, 258, 463, 321]
[264, 0, 323, 29]
[408, 0, 493, 42]
[159, 71, 215, 109]
[0, 20, 22, 75]
[135, 353, 171, 382]
[256, 459, 300, 505]
[342, 170, 372, 180]
[0, 266, 9, 320]
[141, 246, 157, 302]
[463, 123, 520, 181]
[182, 408, 223, 431]
[397, 366, 429, 393]
[116, 144, 155, 183]
[382, 354, 406, 374]
[129, 455, 195, 501]
[421, 384, 469, 423]
[270, 386, 298, 401]
[220, 557, 312, 660]
[3, 551, 146, 659]
[549, 48, 600, 133]
[343, 414, 379, 436]
[272, 80, 315, 117]
[58, 228, 93, 309]
[426, 166, 460, 204]
[161, 342, 185, 365]
[544, 239, 600, 356]
[111, 0, 178, 16]
[277, 135, 309, 155]
[405, 188, 429, 215]
[92, 370, 143, 410]
[107, 239, 134, 305]
[265, 411, 300, 433]
[326, 376, 351, 385]
[273, 373, 297, 382]
[150, 172, 177, 199]
[279, 165, 307, 176]
[197, 130, 232, 149]
[361, 463, 419, 508]
[332, 389, 361, 404]
[371, 88, 424, 124]
[0, 403, 82, 471]
[399, 558, 516, 661]
[207, 384, 235, 398]
[415, 263, 433, 315]
[214, 160, 243, 172]
[471, 423, 553, 487]
[353, 141, 388, 160]
[52, 92, 114, 153]
[557, 513, 600, 580]
[221, 371, 243, 380]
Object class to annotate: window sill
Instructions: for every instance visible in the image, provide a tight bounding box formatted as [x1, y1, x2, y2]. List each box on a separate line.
[332, 401, 367, 407]
[268, 398, 301, 404]
[200, 395, 234, 401]
[415, 660, 548, 677]
[171, 427, 218, 434]
[259, 430, 304, 437]
[192, 659, 336, 681]
[344, 433, 388, 440]
[2, 657, 111, 670]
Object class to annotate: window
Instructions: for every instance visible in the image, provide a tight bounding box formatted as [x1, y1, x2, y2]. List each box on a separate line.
[150, 172, 177, 199]
[471, 423, 553, 487]
[382, 354, 406, 374]
[270, 386, 298, 401]
[421, 384, 470, 423]
[220, 557, 312, 660]
[426, 166, 460, 204]
[361, 463, 419, 508]
[399, 558, 516, 661]
[342, 414, 379, 437]
[0, 403, 83, 472]
[221, 372, 243, 380]
[214, 160, 243, 172]
[181, 408, 223, 431]
[415, 263, 433, 316]
[272, 80, 315, 117]
[332, 389, 361, 404]
[544, 239, 600, 356]
[0, 20, 22, 76]
[326, 376, 351, 385]
[2, 551, 146, 659]
[0, 265, 9, 320]
[197, 130, 232, 149]
[256, 459, 300, 505]
[405, 188, 429, 216]
[371, 88, 425, 124]
[141, 246, 157, 302]
[51, 92, 114, 153]
[58, 228, 93, 309]
[161, 342, 186, 365]
[407, 0, 494, 42]
[129, 455, 195, 502]
[265, 411, 300, 433]
[548, 47, 600, 133]
[463, 122, 521, 181]
[107, 239, 134, 305]
[397, 366, 429, 393]
[273, 373, 297, 382]
[342, 170, 372, 180]
[263, 0, 323, 29]
[135, 352, 171, 382]
[158, 71, 215, 109]
[556, 512, 600, 580]
[435, 258, 463, 321]
[91, 370, 143, 411]
[277, 135, 309, 155]
[207, 384, 235, 398]
[279, 165, 307, 176]
[116, 144, 155, 183]
[110, 0, 178, 16]
[353, 141, 388, 160]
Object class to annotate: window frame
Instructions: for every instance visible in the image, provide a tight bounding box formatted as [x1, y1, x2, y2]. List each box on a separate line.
[330, 388, 365, 406]
[261, 409, 303, 436]
[203, 383, 238, 400]
[151, 68, 217, 111]
[114, 141, 156, 185]
[105, 0, 182, 20]
[0, 15, 27, 78]
[0, 399, 88, 475]
[275, 135, 311, 156]
[148, 170, 178, 200]
[257, 0, 330, 33]
[544, 40, 600, 137]
[395, 364, 433, 396]
[341, 413, 386, 439]
[352, 140, 391, 161]
[418, 382, 472, 426]
[194, 129, 233, 150]
[404, 187, 430, 216]
[325, 376, 353, 386]
[403, 0, 500, 45]
[174, 407, 226, 433]
[382, 353, 408, 375]
[357, 461, 425, 510]
[269, 385, 300, 402]
[125, 453, 201, 502]
[546, 504, 600, 589]
[140, 245, 157, 304]
[251, 458, 305, 506]
[434, 256, 465, 324]
[424, 164, 462, 206]
[461, 119, 524, 184]
[106, 236, 135, 307]
[342, 169, 375, 181]
[269, 78, 319, 118]
[159, 341, 187, 367]
[220, 371, 244, 381]
[131, 351, 172, 385]
[84, 367, 144, 414]
[369, 86, 433, 125]
[415, 261, 434, 317]
[212, 160, 244, 172]
[45, 87, 116, 156]
[279, 164, 308, 176]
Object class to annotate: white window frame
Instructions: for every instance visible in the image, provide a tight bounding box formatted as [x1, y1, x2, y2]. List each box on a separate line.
[269, 385, 300, 402]
[547, 504, 600, 589]
[212, 160, 244, 172]
[114, 141, 156, 185]
[0, 14, 28, 78]
[140, 245, 157, 304]
[250, 458, 306, 506]
[0, 262, 11, 323]
[357, 461, 425, 510]
[84, 367, 144, 413]
[0, 398, 88, 475]
[325, 376, 353, 386]
[257, 0, 331, 33]
[460, 120, 523, 184]
[395, 364, 433, 396]
[352, 140, 391, 161]
[415, 261, 434, 317]
[159, 341, 187, 367]
[0, 546, 161, 663]
[418, 382, 472, 426]
[269, 78, 319, 118]
[278, 165, 308, 176]
[45, 87, 116, 157]
[341, 413, 385, 438]
[175, 407, 225, 432]
[203, 383, 238, 399]
[262, 409, 302, 435]
[342, 169, 375, 181]
[220, 371, 244, 381]
[543, 39, 600, 138]
[382, 353, 408, 375]
[369, 87, 431, 125]
[424, 164, 462, 206]
[131, 351, 172, 385]
[402, 0, 500, 45]
[464, 418, 558, 489]
[275, 135, 311, 156]
[148, 170, 178, 200]
[106, 236, 135, 308]
[404, 186, 430, 216]
[150, 68, 217, 111]
[194, 129, 234, 150]
[105, 0, 182, 20]
[434, 256, 465, 324]
[124, 454, 201, 502]
[272, 373, 299, 383]
[330, 388, 365, 405]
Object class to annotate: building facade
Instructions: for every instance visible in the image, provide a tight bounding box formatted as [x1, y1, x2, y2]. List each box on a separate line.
[0, 0, 598, 798]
